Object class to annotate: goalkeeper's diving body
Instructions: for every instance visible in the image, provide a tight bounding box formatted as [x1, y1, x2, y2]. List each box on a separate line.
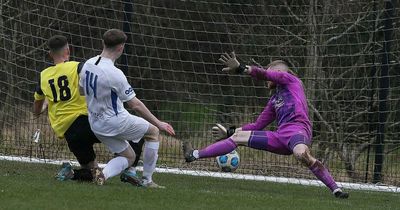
[183, 52, 349, 199]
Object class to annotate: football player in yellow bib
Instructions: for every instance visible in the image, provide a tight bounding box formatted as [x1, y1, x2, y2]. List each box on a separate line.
[33, 35, 100, 181]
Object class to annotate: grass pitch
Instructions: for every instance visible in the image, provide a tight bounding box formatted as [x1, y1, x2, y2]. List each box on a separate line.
[0, 160, 398, 210]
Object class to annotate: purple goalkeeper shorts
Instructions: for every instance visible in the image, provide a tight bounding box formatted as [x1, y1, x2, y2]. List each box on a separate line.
[247, 127, 311, 155]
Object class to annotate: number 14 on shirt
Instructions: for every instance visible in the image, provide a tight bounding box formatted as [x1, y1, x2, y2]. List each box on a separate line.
[85, 71, 98, 98]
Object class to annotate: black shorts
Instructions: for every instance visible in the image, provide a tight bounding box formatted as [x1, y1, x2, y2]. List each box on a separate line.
[64, 115, 100, 165]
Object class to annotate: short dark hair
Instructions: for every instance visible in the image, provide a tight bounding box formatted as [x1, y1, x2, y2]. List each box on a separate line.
[47, 35, 68, 52]
[103, 29, 127, 49]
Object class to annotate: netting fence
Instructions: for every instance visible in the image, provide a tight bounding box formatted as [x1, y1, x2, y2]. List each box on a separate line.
[0, 0, 399, 190]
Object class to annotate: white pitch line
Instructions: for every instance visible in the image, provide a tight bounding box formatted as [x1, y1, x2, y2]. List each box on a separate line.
[1, 155, 398, 193]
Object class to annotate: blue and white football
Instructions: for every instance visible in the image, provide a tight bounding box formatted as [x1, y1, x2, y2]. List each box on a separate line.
[216, 150, 240, 172]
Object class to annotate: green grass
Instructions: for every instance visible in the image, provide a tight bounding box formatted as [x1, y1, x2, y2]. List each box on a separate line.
[0, 161, 398, 210]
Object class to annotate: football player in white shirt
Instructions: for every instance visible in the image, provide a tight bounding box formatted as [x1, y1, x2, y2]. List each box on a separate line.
[80, 29, 175, 188]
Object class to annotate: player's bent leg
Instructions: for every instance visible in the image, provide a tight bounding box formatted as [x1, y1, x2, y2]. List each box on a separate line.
[247, 131, 291, 155]
[292, 144, 316, 167]
[143, 123, 159, 141]
[122, 139, 145, 180]
[183, 131, 251, 163]
[119, 145, 143, 187]
[231, 131, 252, 146]
[129, 138, 145, 168]
[293, 144, 349, 199]
[116, 145, 136, 166]
[63, 115, 100, 182]
[140, 124, 164, 188]
[96, 144, 135, 186]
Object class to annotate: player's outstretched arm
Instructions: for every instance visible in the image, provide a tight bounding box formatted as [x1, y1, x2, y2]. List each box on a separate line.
[126, 97, 175, 136]
[218, 51, 252, 74]
[241, 100, 275, 131]
[33, 99, 46, 116]
[218, 52, 297, 85]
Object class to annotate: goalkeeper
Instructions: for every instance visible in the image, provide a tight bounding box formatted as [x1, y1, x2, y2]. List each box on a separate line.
[183, 52, 349, 199]
[33, 35, 144, 182]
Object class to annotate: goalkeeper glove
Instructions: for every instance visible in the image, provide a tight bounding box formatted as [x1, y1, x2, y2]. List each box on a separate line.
[211, 123, 236, 141]
[218, 51, 249, 74]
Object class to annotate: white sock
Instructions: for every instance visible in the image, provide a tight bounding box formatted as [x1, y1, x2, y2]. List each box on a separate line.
[332, 188, 342, 194]
[102, 156, 129, 180]
[193, 150, 199, 159]
[142, 141, 159, 183]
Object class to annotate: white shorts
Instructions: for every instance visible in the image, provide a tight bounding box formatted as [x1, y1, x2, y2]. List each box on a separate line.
[94, 115, 150, 153]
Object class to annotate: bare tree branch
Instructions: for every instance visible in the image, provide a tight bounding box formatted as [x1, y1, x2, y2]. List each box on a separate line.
[388, 121, 400, 128]
[283, 0, 304, 23]
[325, 11, 370, 45]
[271, 25, 309, 43]
[3, 9, 39, 24]
[344, 110, 369, 124]
[308, 102, 335, 133]
[322, 25, 338, 33]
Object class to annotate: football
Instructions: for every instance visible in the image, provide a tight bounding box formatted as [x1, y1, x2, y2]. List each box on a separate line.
[216, 150, 240, 172]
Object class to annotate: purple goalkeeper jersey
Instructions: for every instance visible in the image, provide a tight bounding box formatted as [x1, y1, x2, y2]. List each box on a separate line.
[241, 66, 312, 139]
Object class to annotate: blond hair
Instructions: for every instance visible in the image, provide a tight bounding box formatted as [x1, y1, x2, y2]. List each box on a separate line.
[267, 60, 297, 76]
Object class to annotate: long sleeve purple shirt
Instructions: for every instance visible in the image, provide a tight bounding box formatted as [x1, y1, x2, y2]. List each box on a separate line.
[241, 66, 312, 139]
